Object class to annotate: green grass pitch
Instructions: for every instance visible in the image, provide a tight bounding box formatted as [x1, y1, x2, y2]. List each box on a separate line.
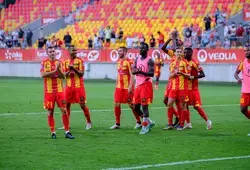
[0, 77, 250, 170]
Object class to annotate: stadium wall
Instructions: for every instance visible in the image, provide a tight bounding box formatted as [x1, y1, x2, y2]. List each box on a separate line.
[0, 62, 238, 82]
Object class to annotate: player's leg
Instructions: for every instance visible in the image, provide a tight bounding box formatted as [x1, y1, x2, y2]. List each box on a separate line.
[110, 102, 121, 129]
[47, 109, 56, 139]
[163, 97, 176, 130]
[44, 93, 56, 139]
[193, 90, 212, 130]
[240, 106, 250, 119]
[154, 75, 160, 90]
[59, 107, 75, 139]
[139, 82, 155, 134]
[128, 103, 142, 129]
[58, 103, 71, 130]
[176, 91, 189, 130]
[80, 103, 92, 130]
[183, 105, 192, 129]
[77, 87, 92, 129]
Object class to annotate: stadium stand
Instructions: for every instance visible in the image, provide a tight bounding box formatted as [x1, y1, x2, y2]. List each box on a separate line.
[0, 0, 88, 32]
[47, 0, 246, 49]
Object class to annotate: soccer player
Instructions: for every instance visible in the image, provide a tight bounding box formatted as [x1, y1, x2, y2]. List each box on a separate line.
[234, 46, 250, 136]
[63, 45, 92, 130]
[110, 46, 142, 129]
[164, 47, 190, 130]
[161, 38, 181, 128]
[40, 46, 74, 139]
[154, 52, 164, 90]
[132, 42, 155, 134]
[184, 48, 212, 130]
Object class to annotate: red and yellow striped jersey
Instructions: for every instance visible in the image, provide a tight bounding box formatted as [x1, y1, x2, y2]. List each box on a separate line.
[169, 59, 189, 90]
[40, 58, 63, 93]
[116, 59, 131, 89]
[187, 59, 203, 90]
[63, 57, 84, 88]
[154, 58, 164, 73]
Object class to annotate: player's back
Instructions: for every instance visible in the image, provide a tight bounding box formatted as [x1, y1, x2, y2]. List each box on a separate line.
[116, 58, 131, 89]
[41, 58, 63, 93]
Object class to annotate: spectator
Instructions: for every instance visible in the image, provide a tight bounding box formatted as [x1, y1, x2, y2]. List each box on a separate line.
[224, 37, 231, 49]
[157, 31, 164, 48]
[88, 36, 93, 49]
[229, 22, 237, 47]
[126, 35, 133, 48]
[46, 38, 51, 48]
[12, 30, 18, 47]
[111, 28, 116, 44]
[93, 34, 98, 49]
[18, 28, 24, 48]
[214, 7, 220, 25]
[94, 37, 103, 49]
[236, 23, 244, 37]
[133, 35, 139, 48]
[39, 28, 44, 39]
[56, 38, 63, 48]
[0, 27, 4, 37]
[118, 28, 123, 41]
[38, 38, 46, 49]
[171, 28, 179, 48]
[63, 32, 72, 48]
[26, 28, 33, 47]
[105, 26, 112, 44]
[149, 34, 156, 48]
[139, 35, 145, 45]
[203, 14, 212, 31]
[99, 27, 105, 42]
[201, 30, 210, 48]
[50, 35, 57, 47]
[5, 33, 13, 48]
[224, 23, 230, 38]
[196, 25, 202, 44]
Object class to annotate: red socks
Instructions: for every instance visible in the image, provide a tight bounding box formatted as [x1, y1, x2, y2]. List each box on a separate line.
[186, 109, 190, 124]
[62, 113, 69, 131]
[195, 107, 208, 121]
[180, 110, 187, 126]
[114, 105, 121, 125]
[167, 107, 174, 125]
[48, 114, 55, 133]
[82, 106, 91, 123]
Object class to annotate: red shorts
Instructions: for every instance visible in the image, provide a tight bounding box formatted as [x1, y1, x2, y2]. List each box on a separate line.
[133, 81, 153, 105]
[168, 89, 189, 102]
[188, 89, 202, 106]
[44, 92, 66, 110]
[65, 87, 87, 104]
[164, 83, 172, 98]
[114, 88, 133, 104]
[240, 93, 250, 107]
[154, 71, 161, 77]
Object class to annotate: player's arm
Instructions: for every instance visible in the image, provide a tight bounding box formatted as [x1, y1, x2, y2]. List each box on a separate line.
[138, 58, 154, 77]
[177, 62, 190, 78]
[71, 67, 84, 77]
[169, 71, 178, 79]
[131, 57, 138, 75]
[234, 62, 243, 84]
[56, 62, 65, 79]
[40, 70, 56, 78]
[161, 38, 172, 54]
[128, 62, 135, 93]
[190, 64, 205, 79]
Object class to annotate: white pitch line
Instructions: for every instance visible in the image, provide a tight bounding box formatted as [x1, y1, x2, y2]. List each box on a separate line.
[102, 155, 250, 170]
[0, 104, 239, 117]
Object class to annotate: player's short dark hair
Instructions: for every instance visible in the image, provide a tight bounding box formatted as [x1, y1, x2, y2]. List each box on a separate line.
[118, 46, 127, 52]
[184, 47, 193, 53]
[141, 42, 149, 50]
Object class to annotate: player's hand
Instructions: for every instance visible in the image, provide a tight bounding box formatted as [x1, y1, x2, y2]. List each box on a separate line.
[68, 65, 74, 70]
[237, 79, 242, 84]
[189, 76, 195, 80]
[56, 62, 61, 70]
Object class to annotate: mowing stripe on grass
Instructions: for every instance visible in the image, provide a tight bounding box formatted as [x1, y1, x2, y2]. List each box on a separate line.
[0, 104, 239, 117]
[102, 155, 250, 170]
